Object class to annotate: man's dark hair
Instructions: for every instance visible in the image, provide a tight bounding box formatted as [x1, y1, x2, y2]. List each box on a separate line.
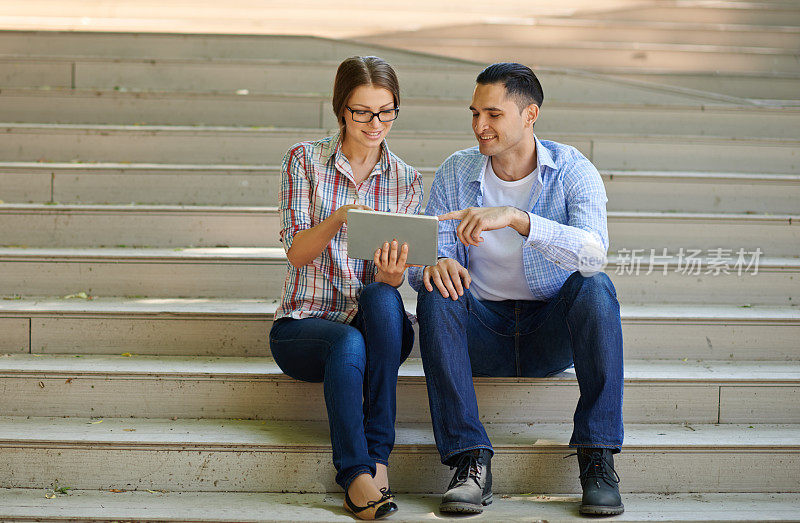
[476, 62, 544, 112]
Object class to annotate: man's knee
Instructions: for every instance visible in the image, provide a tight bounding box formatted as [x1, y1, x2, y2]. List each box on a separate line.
[417, 284, 468, 308]
[561, 272, 619, 317]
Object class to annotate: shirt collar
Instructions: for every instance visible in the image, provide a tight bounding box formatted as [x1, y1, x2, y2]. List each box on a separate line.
[320, 129, 390, 179]
[535, 135, 557, 170]
[467, 134, 555, 184]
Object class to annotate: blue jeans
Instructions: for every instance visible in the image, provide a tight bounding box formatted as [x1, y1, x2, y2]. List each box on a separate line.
[269, 282, 414, 490]
[416, 271, 624, 464]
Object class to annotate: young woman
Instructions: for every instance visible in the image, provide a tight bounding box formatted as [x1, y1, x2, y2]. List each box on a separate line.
[269, 56, 422, 520]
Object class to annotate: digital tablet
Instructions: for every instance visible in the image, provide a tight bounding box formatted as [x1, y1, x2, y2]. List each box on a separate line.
[347, 209, 438, 267]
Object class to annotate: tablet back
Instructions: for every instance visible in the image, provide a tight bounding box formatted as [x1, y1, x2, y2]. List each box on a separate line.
[347, 209, 438, 267]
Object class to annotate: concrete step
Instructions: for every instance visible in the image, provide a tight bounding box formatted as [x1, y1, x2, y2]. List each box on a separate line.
[4, 89, 799, 139]
[1, 297, 798, 361]
[0, 0, 630, 37]
[0, 205, 280, 248]
[605, 211, 799, 256]
[577, 4, 800, 26]
[606, 71, 800, 102]
[372, 19, 800, 49]
[0, 31, 466, 65]
[4, 163, 800, 215]
[1, 354, 798, 424]
[0, 56, 738, 105]
[602, 171, 800, 214]
[605, 253, 798, 306]
[0, 247, 290, 297]
[0, 416, 797, 493]
[1, 206, 797, 254]
[0, 162, 280, 207]
[2, 489, 799, 523]
[357, 38, 800, 74]
[3, 123, 799, 172]
[0, 245, 794, 305]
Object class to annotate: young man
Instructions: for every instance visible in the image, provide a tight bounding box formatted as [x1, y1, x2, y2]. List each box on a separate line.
[408, 63, 625, 516]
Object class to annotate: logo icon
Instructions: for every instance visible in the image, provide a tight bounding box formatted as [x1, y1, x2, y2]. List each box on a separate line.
[577, 242, 608, 277]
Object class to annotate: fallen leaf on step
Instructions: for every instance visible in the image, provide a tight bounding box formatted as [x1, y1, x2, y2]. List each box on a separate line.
[89, 419, 103, 424]
[44, 492, 56, 499]
[65, 378, 73, 384]
[108, 489, 125, 493]
[38, 381, 45, 388]
[123, 428, 136, 432]
[120, 353, 133, 357]
[63, 292, 91, 299]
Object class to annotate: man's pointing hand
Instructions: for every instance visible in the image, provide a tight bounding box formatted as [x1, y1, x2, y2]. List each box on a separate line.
[438, 206, 531, 247]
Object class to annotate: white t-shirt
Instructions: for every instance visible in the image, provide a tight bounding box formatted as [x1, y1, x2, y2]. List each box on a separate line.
[468, 158, 539, 301]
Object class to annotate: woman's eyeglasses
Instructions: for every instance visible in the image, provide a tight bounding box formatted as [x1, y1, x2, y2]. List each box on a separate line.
[346, 106, 400, 123]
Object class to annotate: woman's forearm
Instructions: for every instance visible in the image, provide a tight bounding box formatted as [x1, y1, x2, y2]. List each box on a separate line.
[286, 211, 345, 268]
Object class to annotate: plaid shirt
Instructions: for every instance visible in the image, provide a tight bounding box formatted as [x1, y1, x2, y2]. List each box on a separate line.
[409, 135, 608, 301]
[276, 131, 423, 323]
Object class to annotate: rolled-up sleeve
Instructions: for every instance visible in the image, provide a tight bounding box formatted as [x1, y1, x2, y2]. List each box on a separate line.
[279, 145, 313, 253]
[524, 158, 609, 271]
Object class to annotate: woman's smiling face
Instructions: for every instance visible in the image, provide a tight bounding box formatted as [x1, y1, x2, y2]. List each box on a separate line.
[342, 84, 396, 150]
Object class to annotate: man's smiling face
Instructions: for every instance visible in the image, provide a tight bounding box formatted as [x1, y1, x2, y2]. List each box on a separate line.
[470, 82, 537, 158]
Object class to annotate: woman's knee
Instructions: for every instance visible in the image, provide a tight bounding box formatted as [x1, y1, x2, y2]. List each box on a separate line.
[327, 326, 368, 368]
[270, 320, 366, 381]
[358, 282, 402, 314]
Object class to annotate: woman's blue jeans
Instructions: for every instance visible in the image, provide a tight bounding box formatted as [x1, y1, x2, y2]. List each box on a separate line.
[416, 271, 624, 464]
[269, 282, 414, 490]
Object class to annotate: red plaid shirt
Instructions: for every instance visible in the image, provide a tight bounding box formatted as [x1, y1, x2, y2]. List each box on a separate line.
[275, 131, 423, 323]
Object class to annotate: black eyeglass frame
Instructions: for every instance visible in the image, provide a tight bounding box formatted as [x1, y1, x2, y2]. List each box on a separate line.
[345, 106, 400, 123]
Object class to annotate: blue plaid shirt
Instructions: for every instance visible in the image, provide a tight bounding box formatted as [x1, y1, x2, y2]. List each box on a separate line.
[408, 136, 609, 301]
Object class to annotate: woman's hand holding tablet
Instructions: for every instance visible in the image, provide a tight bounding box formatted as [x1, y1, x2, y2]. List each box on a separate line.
[373, 239, 409, 287]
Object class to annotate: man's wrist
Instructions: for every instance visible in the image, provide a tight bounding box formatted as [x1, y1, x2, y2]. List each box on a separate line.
[508, 207, 531, 237]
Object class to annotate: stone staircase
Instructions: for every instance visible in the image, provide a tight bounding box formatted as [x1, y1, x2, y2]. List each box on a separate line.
[356, 0, 800, 104]
[0, 23, 799, 521]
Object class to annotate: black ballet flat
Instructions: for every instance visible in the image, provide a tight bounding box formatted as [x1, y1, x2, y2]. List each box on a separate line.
[344, 487, 398, 520]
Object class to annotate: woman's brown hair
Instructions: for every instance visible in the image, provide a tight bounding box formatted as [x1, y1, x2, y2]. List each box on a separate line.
[332, 56, 400, 133]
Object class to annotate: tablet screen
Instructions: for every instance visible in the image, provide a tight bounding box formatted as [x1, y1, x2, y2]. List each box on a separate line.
[347, 209, 438, 267]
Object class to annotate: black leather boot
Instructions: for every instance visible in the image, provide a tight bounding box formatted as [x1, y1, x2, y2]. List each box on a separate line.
[439, 449, 493, 514]
[577, 448, 624, 515]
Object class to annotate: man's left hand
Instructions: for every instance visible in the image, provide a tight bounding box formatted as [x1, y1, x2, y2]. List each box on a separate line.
[438, 206, 530, 246]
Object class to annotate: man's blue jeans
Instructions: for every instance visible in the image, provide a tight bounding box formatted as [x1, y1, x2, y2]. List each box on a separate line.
[416, 271, 624, 464]
[269, 282, 414, 490]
